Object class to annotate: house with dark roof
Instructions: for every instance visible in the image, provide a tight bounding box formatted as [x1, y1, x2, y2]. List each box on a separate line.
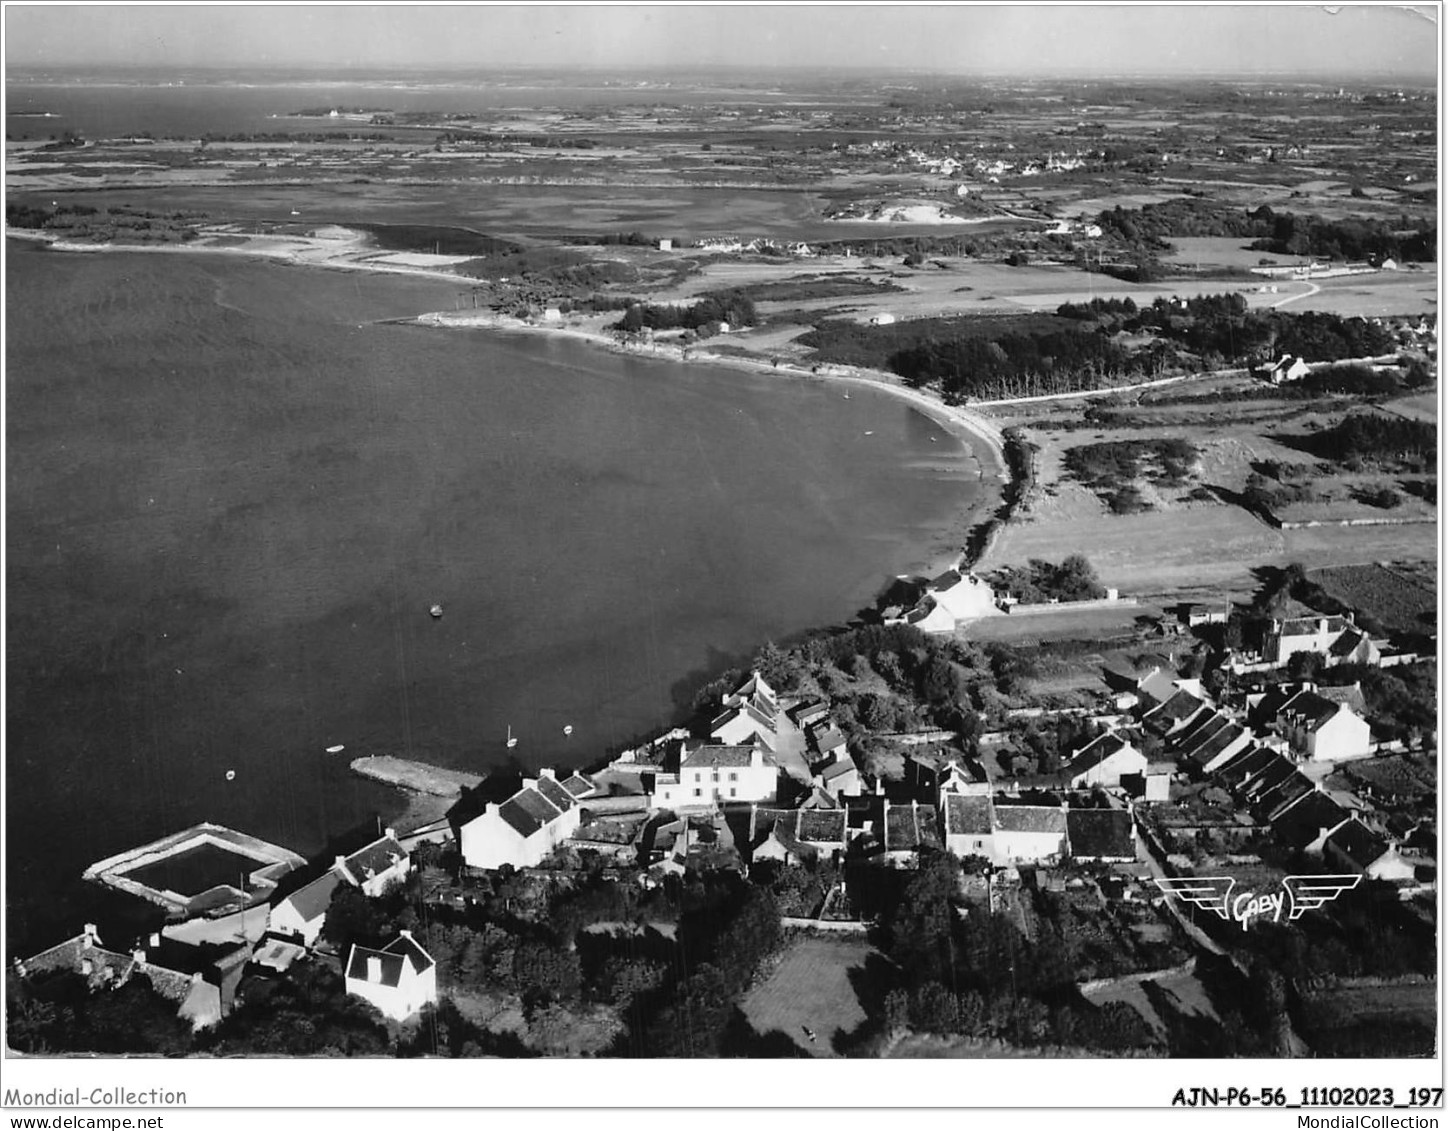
[1324, 819, 1416, 882]
[1066, 731, 1146, 789]
[882, 801, 942, 865]
[1141, 688, 1210, 739]
[1269, 789, 1353, 855]
[1263, 614, 1362, 666]
[15, 924, 231, 1031]
[334, 829, 410, 897]
[344, 930, 436, 1022]
[1066, 809, 1137, 862]
[812, 750, 861, 798]
[1175, 710, 1252, 776]
[1276, 689, 1372, 762]
[748, 806, 849, 865]
[454, 768, 585, 870]
[650, 742, 778, 809]
[710, 702, 777, 750]
[941, 793, 994, 859]
[1251, 769, 1315, 824]
[268, 869, 342, 947]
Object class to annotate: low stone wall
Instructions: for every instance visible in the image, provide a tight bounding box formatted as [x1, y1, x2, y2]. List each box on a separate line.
[781, 917, 869, 933]
[1003, 596, 1139, 616]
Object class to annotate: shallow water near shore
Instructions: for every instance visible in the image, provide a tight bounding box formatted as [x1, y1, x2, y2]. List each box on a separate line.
[5, 242, 985, 949]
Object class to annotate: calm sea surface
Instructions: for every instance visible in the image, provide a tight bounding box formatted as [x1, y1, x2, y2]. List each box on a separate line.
[5, 242, 981, 949]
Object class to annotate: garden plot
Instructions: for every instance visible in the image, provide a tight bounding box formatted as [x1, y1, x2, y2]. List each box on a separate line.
[1308, 564, 1437, 634]
[739, 934, 879, 1057]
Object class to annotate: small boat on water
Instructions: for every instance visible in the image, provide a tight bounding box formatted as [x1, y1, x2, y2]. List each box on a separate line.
[563, 725, 573, 736]
[506, 725, 518, 749]
[326, 744, 345, 754]
[429, 604, 444, 619]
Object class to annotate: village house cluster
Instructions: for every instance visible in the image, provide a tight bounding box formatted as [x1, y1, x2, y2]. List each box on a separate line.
[14, 593, 1432, 1034]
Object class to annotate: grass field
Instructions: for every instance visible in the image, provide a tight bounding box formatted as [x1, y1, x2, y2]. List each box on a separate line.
[977, 504, 1284, 598]
[964, 603, 1151, 643]
[1308, 564, 1437, 634]
[1382, 392, 1440, 423]
[739, 934, 879, 1057]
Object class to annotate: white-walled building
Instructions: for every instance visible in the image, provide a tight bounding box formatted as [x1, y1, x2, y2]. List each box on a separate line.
[893, 565, 1000, 634]
[1278, 690, 1373, 762]
[991, 804, 1068, 865]
[1066, 732, 1146, 789]
[455, 769, 593, 870]
[345, 930, 437, 1022]
[334, 830, 410, 897]
[657, 743, 777, 808]
[941, 793, 994, 860]
[710, 703, 776, 749]
[268, 870, 342, 948]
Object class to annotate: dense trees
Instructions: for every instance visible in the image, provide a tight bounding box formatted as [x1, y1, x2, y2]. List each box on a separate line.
[7, 971, 194, 1055]
[613, 290, 758, 333]
[993, 554, 1107, 604]
[1094, 200, 1436, 264]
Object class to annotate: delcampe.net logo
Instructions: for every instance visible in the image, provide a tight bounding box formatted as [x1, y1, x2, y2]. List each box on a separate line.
[1154, 875, 1361, 930]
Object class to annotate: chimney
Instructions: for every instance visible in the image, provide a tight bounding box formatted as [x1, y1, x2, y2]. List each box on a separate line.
[522, 778, 538, 792]
[539, 767, 556, 781]
[334, 854, 348, 871]
[82, 923, 98, 948]
[367, 955, 383, 982]
[149, 932, 161, 948]
[383, 827, 396, 841]
[398, 928, 413, 940]
[132, 950, 147, 969]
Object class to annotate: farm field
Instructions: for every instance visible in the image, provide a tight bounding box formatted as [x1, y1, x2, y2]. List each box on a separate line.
[1307, 564, 1437, 635]
[1284, 269, 1440, 318]
[1382, 392, 1440, 423]
[739, 934, 879, 1057]
[1297, 980, 1438, 1057]
[963, 603, 1151, 644]
[977, 504, 1284, 599]
[1161, 236, 1299, 269]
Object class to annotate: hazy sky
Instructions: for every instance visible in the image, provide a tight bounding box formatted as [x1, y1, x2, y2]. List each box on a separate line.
[4, 4, 1440, 79]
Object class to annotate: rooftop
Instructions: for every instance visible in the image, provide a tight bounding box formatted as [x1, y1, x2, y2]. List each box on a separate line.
[1066, 808, 1135, 859]
[944, 793, 993, 837]
[681, 743, 760, 770]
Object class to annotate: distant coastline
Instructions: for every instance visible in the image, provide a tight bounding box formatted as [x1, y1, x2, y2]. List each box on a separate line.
[11, 225, 1014, 582]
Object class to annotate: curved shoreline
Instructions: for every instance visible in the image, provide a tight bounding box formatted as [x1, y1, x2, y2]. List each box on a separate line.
[10, 226, 1014, 576]
[414, 308, 1011, 575]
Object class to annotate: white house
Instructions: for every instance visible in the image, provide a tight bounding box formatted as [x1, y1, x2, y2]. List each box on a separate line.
[334, 830, 410, 897]
[1263, 614, 1364, 666]
[268, 870, 342, 947]
[656, 742, 777, 808]
[1267, 354, 1311, 384]
[455, 769, 590, 870]
[1066, 732, 1146, 789]
[345, 930, 437, 1022]
[941, 793, 994, 860]
[1324, 820, 1416, 882]
[812, 751, 862, 798]
[991, 804, 1068, 865]
[895, 564, 1000, 634]
[710, 703, 776, 749]
[1277, 690, 1373, 762]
